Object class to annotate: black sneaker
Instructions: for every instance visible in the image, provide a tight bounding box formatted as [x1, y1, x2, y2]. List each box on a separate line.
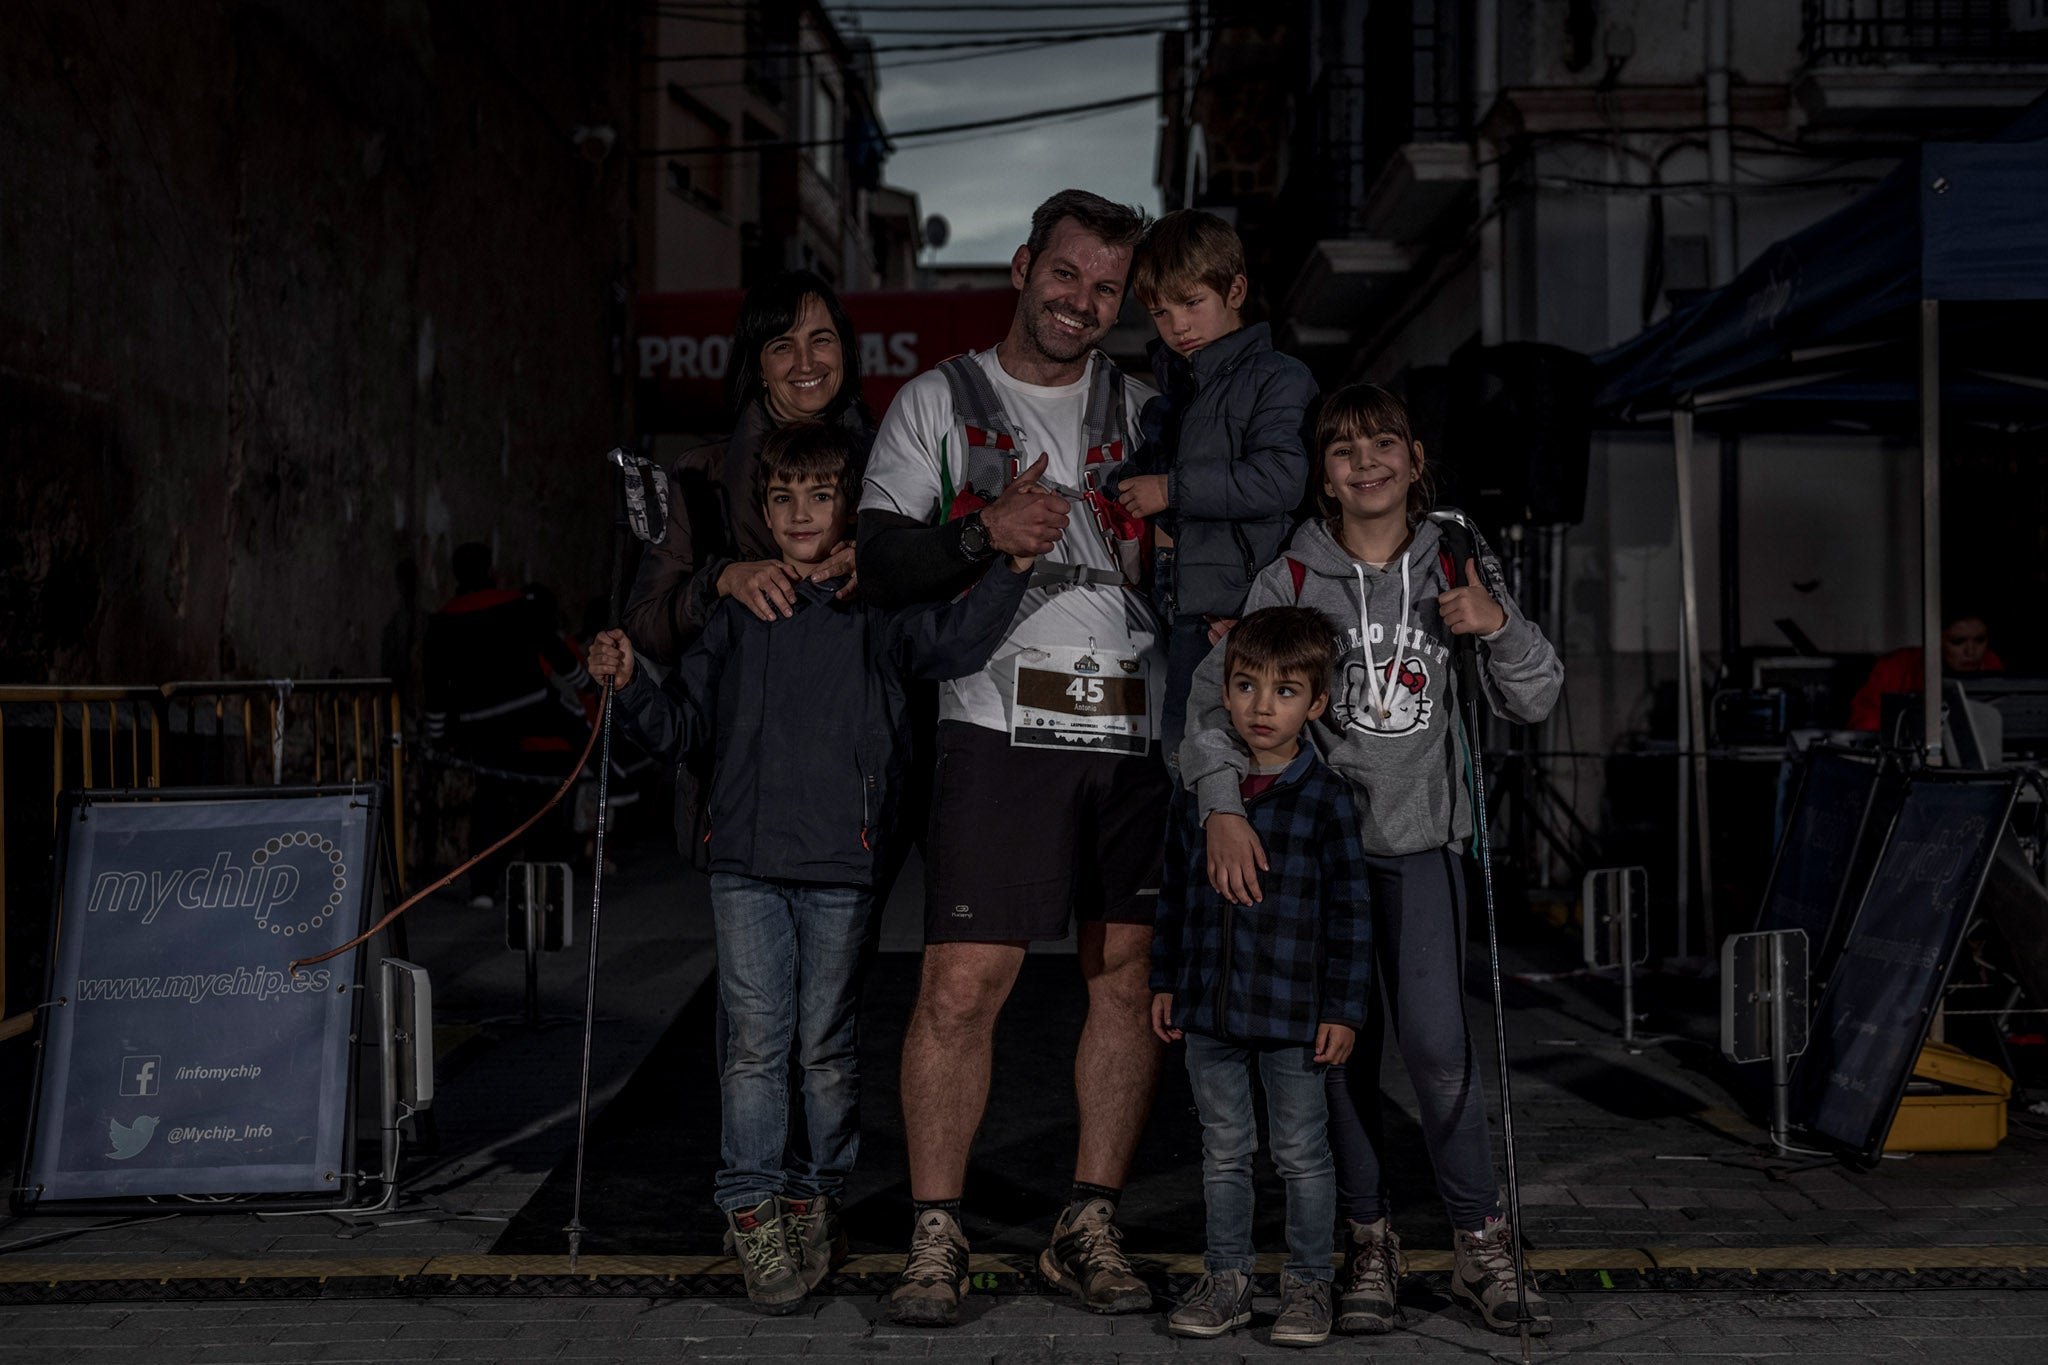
[781, 1194, 847, 1291]
[1270, 1272, 1332, 1347]
[724, 1197, 806, 1315]
[888, 1208, 970, 1327]
[1037, 1197, 1152, 1313]
[1165, 1269, 1253, 1338]
[1336, 1217, 1401, 1333]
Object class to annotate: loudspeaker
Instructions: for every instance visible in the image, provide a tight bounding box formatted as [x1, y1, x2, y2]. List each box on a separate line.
[1440, 341, 1594, 527]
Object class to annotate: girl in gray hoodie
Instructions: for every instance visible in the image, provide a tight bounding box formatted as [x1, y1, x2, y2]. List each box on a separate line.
[1175, 383, 1562, 1340]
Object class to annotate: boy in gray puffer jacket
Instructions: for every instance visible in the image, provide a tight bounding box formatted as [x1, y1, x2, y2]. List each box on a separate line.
[1101, 210, 1318, 769]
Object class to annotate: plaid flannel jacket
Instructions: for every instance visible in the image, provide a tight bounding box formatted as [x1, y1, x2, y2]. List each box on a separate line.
[1152, 745, 1373, 1047]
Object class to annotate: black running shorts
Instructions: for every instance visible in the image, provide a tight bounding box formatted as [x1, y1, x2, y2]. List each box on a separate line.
[923, 721, 1171, 943]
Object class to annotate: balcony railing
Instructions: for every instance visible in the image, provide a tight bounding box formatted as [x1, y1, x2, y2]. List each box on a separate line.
[1803, 0, 2048, 65]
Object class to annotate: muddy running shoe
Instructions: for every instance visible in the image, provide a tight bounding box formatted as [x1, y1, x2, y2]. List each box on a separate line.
[1038, 1197, 1152, 1313]
[1336, 1217, 1402, 1334]
[724, 1197, 806, 1315]
[1270, 1272, 1332, 1347]
[1451, 1218, 1552, 1336]
[781, 1194, 848, 1291]
[888, 1208, 970, 1327]
[1165, 1269, 1253, 1339]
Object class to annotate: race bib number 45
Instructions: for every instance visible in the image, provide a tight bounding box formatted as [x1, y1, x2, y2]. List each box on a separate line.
[1012, 646, 1151, 755]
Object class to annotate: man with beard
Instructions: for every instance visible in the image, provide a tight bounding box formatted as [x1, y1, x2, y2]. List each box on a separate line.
[857, 190, 1167, 1327]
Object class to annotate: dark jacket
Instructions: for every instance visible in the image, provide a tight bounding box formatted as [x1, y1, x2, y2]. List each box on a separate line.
[1104, 324, 1317, 619]
[622, 401, 874, 666]
[615, 562, 1030, 886]
[1152, 744, 1372, 1047]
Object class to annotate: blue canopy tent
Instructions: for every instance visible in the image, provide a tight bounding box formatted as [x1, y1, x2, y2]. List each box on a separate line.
[1592, 95, 2048, 950]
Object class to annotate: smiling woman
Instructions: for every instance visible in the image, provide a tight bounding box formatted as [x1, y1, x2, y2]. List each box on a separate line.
[624, 270, 875, 665]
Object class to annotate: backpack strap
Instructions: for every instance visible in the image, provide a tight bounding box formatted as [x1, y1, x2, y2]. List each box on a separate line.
[938, 353, 1021, 447]
[1287, 556, 1307, 601]
[1082, 354, 1126, 452]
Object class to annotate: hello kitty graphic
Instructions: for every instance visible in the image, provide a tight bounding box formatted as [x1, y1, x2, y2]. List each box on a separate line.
[1334, 654, 1435, 737]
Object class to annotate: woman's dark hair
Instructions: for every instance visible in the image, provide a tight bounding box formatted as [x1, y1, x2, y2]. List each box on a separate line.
[725, 269, 869, 426]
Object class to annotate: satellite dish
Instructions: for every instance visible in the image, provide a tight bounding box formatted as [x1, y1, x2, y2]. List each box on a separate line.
[922, 214, 951, 250]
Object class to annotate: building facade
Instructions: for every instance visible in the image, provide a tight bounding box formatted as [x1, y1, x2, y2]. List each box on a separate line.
[1161, 0, 2048, 912]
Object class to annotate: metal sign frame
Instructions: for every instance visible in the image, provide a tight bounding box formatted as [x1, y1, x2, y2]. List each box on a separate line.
[1788, 769, 2019, 1167]
[12, 784, 386, 1214]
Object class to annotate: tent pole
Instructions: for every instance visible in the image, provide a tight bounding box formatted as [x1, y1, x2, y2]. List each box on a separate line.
[1671, 405, 1714, 957]
[1920, 299, 1942, 766]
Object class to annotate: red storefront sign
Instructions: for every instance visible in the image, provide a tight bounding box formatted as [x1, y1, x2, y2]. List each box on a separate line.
[636, 289, 1018, 433]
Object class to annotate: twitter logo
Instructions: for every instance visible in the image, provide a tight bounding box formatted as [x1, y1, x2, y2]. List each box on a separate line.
[107, 1115, 160, 1160]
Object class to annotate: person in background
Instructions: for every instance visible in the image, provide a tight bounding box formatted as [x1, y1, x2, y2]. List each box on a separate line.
[1847, 608, 2004, 732]
[422, 544, 592, 908]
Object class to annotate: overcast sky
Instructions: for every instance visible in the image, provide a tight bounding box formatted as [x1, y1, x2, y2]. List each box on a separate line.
[835, 8, 1168, 264]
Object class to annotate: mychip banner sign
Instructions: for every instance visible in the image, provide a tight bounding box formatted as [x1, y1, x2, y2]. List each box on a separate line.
[17, 788, 379, 1207]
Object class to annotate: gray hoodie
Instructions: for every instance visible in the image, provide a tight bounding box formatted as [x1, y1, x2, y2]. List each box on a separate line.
[1176, 516, 1562, 857]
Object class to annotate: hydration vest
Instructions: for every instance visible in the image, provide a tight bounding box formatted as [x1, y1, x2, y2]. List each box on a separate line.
[936, 351, 1146, 585]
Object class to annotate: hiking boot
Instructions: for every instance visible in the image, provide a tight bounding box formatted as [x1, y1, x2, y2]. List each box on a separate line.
[781, 1194, 848, 1291]
[1336, 1217, 1402, 1334]
[1037, 1197, 1152, 1313]
[1270, 1272, 1332, 1347]
[1451, 1218, 1552, 1336]
[724, 1197, 806, 1315]
[888, 1208, 970, 1327]
[1165, 1269, 1252, 1339]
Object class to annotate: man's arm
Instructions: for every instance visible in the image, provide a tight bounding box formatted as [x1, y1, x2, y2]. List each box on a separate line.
[856, 509, 988, 610]
[888, 557, 1035, 680]
[859, 451, 1071, 608]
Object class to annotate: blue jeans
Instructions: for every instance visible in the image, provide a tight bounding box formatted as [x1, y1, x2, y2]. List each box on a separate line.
[709, 873, 872, 1213]
[1184, 1033, 1335, 1281]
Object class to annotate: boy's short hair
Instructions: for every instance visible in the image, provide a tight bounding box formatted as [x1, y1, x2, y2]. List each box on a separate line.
[1131, 209, 1247, 308]
[1225, 606, 1337, 697]
[756, 421, 858, 505]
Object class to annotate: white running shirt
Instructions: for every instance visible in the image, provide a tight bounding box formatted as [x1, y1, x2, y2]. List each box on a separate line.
[860, 348, 1162, 737]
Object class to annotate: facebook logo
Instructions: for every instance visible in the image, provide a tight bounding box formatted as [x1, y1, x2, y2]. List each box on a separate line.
[119, 1055, 161, 1097]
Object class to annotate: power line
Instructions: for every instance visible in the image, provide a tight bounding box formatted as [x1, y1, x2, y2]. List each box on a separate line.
[641, 24, 1173, 59]
[637, 34, 1093, 94]
[830, 1, 1183, 9]
[641, 86, 1163, 154]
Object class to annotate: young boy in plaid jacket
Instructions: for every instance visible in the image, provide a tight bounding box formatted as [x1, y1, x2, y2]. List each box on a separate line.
[1150, 606, 1373, 1348]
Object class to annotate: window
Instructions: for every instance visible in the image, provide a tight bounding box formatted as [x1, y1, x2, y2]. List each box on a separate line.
[663, 91, 729, 214]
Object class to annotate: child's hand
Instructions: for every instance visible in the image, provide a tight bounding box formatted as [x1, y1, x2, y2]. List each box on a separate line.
[1116, 474, 1170, 520]
[1204, 812, 1267, 904]
[1313, 1022, 1355, 1065]
[1150, 993, 1182, 1045]
[1008, 553, 1037, 574]
[1436, 558, 1507, 636]
[1205, 616, 1237, 646]
[588, 630, 637, 689]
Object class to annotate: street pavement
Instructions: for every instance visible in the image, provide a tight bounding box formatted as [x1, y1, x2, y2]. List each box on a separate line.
[5, 832, 2048, 1361]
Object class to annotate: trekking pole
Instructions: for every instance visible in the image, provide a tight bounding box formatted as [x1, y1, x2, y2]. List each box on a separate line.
[1429, 511, 1533, 1364]
[565, 448, 671, 1271]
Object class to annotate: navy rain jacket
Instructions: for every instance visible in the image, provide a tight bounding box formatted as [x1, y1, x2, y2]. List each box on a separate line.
[615, 562, 1030, 886]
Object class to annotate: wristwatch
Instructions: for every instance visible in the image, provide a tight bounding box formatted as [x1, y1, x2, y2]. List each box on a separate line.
[956, 510, 999, 562]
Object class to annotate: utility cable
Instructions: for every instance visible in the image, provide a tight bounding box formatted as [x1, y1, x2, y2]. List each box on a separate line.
[642, 84, 1166, 154]
[642, 25, 1173, 59]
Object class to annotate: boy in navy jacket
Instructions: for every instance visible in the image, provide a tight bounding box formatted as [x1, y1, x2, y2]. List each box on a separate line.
[588, 424, 1033, 1314]
[1150, 605, 1372, 1348]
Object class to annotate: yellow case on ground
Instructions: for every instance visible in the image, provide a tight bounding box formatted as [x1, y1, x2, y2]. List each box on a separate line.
[1882, 1041, 2012, 1153]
